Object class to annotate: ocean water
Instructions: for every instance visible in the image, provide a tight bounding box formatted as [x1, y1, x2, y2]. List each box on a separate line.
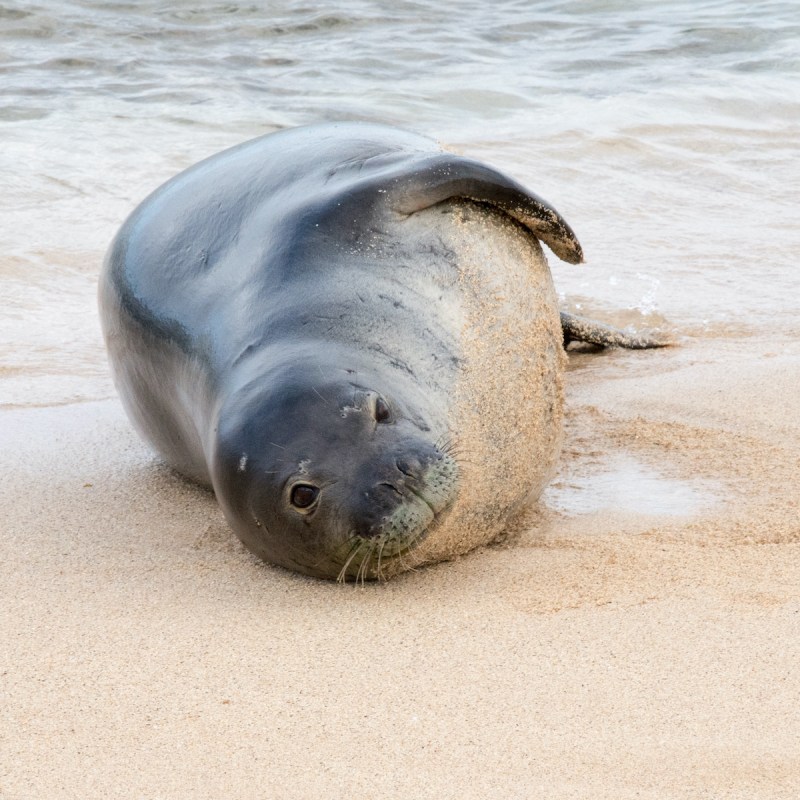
[1, 0, 798, 407]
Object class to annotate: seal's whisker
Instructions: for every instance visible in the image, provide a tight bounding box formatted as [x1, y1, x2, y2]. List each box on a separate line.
[402, 530, 427, 574]
[356, 551, 365, 586]
[439, 440, 472, 458]
[394, 548, 410, 573]
[372, 542, 382, 580]
[358, 540, 373, 586]
[439, 440, 462, 454]
[352, 541, 366, 587]
[394, 534, 420, 574]
[358, 544, 368, 586]
[359, 541, 377, 586]
[447, 454, 477, 466]
[435, 432, 459, 454]
[399, 553, 420, 574]
[438, 441, 474, 463]
[320, 533, 356, 574]
[345, 542, 363, 587]
[367, 541, 379, 584]
[354, 545, 364, 585]
[376, 539, 386, 581]
[337, 538, 362, 583]
[438, 440, 476, 467]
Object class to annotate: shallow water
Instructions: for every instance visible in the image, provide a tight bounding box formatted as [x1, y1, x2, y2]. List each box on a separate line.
[1, 0, 799, 407]
[544, 452, 718, 517]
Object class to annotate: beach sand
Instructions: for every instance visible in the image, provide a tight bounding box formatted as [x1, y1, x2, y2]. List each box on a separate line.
[2, 334, 799, 799]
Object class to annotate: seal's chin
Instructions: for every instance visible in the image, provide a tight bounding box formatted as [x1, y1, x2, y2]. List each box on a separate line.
[331, 455, 459, 582]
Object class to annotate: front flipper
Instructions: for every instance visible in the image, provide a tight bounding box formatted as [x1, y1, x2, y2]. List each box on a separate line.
[384, 153, 584, 265]
[560, 311, 670, 350]
[357, 148, 667, 350]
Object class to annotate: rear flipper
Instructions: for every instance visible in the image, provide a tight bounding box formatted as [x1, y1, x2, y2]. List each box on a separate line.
[560, 311, 670, 350]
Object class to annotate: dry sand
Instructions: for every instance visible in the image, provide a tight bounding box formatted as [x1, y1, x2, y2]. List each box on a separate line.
[2, 334, 799, 799]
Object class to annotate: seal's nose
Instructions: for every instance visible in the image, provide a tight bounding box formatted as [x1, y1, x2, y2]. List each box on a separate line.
[352, 475, 410, 539]
[395, 455, 422, 479]
[347, 448, 443, 540]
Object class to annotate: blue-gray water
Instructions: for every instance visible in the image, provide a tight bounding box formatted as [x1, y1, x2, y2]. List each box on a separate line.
[1, 0, 798, 406]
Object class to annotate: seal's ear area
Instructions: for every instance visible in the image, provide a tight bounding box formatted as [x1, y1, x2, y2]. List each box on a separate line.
[387, 154, 584, 265]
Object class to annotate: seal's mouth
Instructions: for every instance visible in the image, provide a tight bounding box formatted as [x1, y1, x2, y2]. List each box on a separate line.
[329, 455, 459, 583]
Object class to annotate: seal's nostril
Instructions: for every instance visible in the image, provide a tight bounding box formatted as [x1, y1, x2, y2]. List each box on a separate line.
[396, 459, 415, 477]
[379, 481, 402, 496]
[374, 396, 391, 423]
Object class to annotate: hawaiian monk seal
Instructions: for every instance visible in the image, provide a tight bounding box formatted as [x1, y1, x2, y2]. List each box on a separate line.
[99, 122, 658, 581]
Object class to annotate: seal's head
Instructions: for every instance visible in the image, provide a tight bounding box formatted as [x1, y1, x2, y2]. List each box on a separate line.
[212, 362, 458, 580]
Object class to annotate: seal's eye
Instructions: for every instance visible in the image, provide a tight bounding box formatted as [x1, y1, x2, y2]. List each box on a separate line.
[374, 396, 391, 423]
[290, 484, 319, 510]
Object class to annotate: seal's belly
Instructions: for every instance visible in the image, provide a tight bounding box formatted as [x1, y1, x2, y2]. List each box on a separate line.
[381, 200, 565, 571]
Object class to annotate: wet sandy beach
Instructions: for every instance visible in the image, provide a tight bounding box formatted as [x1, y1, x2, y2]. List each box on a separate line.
[3, 335, 799, 799]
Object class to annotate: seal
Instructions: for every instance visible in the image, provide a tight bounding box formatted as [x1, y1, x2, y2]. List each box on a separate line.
[99, 122, 653, 581]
